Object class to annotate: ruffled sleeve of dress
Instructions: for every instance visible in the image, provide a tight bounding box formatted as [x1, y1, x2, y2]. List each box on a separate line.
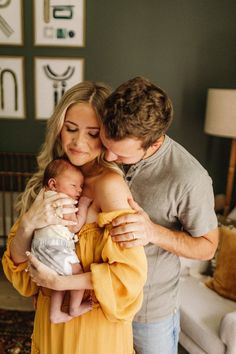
[2, 220, 39, 297]
[90, 209, 147, 322]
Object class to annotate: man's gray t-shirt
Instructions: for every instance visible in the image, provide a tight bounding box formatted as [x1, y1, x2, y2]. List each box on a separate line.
[123, 135, 217, 323]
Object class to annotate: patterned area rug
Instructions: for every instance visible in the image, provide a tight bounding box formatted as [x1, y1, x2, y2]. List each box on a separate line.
[0, 309, 34, 354]
[0, 308, 189, 354]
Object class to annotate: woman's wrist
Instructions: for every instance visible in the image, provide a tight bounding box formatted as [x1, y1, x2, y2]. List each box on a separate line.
[9, 214, 35, 264]
[55, 272, 93, 291]
[20, 213, 35, 236]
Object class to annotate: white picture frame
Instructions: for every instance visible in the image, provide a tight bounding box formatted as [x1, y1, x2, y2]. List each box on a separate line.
[0, 0, 23, 46]
[33, 0, 85, 47]
[34, 57, 84, 120]
[0, 56, 25, 119]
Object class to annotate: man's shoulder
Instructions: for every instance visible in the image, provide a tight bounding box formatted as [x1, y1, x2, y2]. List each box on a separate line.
[139, 136, 212, 191]
[168, 138, 209, 177]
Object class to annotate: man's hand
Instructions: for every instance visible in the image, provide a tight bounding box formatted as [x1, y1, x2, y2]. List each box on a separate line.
[26, 252, 60, 290]
[110, 198, 155, 248]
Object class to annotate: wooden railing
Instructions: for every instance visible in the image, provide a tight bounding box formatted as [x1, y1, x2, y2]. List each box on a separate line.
[0, 152, 36, 246]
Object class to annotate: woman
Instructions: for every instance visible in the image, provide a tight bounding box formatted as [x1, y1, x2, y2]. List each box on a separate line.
[2, 81, 147, 354]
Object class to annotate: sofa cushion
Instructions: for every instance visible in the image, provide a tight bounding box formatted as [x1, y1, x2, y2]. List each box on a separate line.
[203, 215, 236, 277]
[206, 225, 236, 301]
[180, 257, 209, 277]
[179, 331, 208, 354]
[180, 276, 236, 354]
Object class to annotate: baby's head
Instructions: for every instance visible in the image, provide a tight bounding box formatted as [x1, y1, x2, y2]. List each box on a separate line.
[43, 158, 84, 200]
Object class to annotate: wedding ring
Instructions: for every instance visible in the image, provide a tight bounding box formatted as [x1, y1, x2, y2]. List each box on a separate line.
[52, 202, 57, 209]
[131, 232, 135, 240]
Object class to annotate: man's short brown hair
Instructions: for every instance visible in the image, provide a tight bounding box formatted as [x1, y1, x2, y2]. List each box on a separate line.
[102, 76, 173, 149]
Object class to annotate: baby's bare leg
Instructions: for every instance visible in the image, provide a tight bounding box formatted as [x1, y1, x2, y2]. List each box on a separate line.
[50, 290, 73, 324]
[69, 263, 92, 317]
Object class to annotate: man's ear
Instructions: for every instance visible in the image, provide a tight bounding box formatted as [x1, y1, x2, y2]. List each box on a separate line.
[150, 137, 163, 152]
[47, 178, 57, 191]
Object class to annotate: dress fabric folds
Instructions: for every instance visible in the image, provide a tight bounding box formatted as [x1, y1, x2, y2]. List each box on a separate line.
[2, 210, 147, 354]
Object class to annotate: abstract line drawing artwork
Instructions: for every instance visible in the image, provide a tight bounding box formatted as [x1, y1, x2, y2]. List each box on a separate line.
[34, 0, 85, 47]
[0, 56, 25, 119]
[0, 0, 23, 45]
[34, 57, 84, 119]
[43, 65, 75, 107]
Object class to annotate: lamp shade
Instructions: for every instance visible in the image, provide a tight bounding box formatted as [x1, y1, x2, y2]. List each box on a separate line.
[204, 89, 236, 138]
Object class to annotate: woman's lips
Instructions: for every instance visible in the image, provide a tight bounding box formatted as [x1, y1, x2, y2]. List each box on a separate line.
[69, 148, 87, 155]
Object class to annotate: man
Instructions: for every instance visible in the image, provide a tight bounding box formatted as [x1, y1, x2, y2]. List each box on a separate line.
[100, 76, 219, 354]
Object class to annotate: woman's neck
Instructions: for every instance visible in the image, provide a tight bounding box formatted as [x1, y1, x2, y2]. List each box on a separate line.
[81, 159, 103, 177]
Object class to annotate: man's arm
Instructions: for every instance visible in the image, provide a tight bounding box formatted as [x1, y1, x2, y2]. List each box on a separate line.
[110, 198, 219, 260]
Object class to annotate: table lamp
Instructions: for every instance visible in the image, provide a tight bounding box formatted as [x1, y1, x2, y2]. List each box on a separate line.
[204, 88, 236, 216]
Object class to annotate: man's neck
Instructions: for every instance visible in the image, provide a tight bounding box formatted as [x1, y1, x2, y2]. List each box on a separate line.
[142, 135, 165, 160]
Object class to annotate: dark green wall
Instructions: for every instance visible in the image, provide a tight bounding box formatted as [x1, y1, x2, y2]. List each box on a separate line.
[1, 0, 236, 203]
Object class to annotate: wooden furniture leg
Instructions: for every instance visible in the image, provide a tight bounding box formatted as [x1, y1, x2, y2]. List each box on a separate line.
[224, 138, 236, 216]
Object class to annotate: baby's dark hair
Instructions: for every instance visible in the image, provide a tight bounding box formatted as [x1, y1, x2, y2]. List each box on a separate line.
[43, 158, 80, 187]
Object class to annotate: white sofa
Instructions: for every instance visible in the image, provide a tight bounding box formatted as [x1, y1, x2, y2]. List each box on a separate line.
[179, 259, 236, 354]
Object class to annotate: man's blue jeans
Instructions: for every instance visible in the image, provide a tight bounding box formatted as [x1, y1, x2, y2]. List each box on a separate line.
[132, 310, 180, 354]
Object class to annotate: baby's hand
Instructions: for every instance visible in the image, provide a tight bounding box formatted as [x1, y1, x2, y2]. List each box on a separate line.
[74, 235, 79, 243]
[69, 224, 81, 234]
[78, 196, 93, 208]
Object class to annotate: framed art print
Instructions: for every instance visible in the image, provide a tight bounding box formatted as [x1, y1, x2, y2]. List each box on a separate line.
[34, 57, 84, 119]
[0, 56, 25, 119]
[0, 0, 23, 45]
[33, 0, 85, 47]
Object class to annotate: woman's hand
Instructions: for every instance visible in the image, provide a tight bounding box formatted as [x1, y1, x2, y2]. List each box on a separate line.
[26, 252, 93, 291]
[22, 188, 79, 233]
[10, 189, 78, 264]
[26, 252, 60, 290]
[110, 198, 155, 248]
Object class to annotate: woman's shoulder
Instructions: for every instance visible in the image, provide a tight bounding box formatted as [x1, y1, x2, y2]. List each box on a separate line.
[94, 169, 131, 211]
[96, 168, 126, 189]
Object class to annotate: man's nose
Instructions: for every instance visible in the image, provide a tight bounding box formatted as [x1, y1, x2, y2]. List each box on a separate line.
[105, 150, 117, 162]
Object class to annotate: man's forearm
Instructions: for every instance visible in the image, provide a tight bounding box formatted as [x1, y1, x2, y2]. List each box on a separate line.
[151, 223, 219, 260]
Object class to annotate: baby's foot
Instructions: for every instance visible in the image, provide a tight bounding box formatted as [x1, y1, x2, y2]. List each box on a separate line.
[50, 311, 73, 324]
[69, 300, 93, 317]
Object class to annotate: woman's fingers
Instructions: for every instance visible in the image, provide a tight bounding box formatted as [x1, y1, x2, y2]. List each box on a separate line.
[26, 251, 40, 269]
[54, 206, 78, 217]
[47, 192, 78, 207]
[21, 189, 79, 233]
[26, 252, 58, 288]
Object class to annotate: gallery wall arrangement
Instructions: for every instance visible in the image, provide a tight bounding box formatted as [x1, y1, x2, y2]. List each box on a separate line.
[0, 0, 85, 121]
[1, 0, 236, 204]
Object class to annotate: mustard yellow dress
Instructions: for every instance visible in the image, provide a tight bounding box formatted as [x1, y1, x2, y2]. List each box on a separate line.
[2, 210, 147, 354]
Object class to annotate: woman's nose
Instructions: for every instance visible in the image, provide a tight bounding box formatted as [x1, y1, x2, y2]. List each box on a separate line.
[72, 133, 85, 146]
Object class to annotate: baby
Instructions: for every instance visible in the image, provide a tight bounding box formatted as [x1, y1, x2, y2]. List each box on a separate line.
[31, 158, 91, 323]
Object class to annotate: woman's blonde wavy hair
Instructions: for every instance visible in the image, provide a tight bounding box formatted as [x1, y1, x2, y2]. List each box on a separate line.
[16, 81, 122, 216]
